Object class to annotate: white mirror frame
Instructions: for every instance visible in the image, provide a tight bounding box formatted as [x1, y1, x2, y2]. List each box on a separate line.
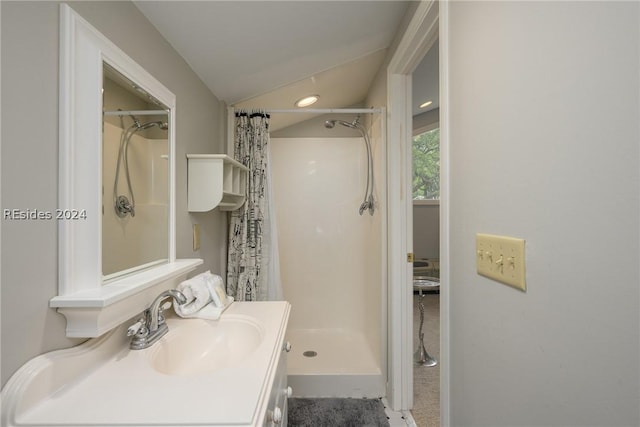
[50, 4, 201, 338]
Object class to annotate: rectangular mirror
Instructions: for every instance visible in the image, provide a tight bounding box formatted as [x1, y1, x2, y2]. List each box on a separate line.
[52, 5, 203, 338]
[102, 64, 170, 279]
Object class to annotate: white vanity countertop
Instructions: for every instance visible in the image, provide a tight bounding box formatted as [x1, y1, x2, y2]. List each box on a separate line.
[3, 301, 291, 427]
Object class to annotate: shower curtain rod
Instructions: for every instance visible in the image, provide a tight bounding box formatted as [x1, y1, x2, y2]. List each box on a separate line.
[103, 109, 168, 116]
[226, 106, 386, 154]
[230, 107, 382, 114]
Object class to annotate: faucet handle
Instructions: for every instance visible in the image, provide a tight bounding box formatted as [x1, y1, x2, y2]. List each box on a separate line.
[127, 317, 146, 337]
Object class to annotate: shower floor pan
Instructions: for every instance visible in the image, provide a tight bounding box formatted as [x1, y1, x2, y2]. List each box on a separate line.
[286, 328, 383, 398]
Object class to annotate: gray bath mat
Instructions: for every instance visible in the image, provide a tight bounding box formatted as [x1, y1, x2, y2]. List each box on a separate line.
[288, 398, 390, 427]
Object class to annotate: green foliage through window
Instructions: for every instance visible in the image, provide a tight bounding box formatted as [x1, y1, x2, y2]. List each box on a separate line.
[413, 128, 440, 200]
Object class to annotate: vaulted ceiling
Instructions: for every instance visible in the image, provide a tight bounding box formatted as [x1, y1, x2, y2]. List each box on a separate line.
[134, 1, 437, 131]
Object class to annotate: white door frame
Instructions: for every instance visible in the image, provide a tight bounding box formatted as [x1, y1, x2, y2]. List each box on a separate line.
[386, 1, 450, 424]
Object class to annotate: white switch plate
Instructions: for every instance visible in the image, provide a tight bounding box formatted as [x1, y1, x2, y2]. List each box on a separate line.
[476, 233, 526, 291]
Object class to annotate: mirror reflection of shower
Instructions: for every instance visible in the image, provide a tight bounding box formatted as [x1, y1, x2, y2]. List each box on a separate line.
[102, 62, 170, 278]
[324, 115, 375, 215]
[113, 112, 168, 218]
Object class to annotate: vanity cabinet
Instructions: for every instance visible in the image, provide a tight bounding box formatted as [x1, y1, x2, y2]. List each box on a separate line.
[187, 154, 249, 212]
[1, 301, 291, 427]
[264, 341, 292, 426]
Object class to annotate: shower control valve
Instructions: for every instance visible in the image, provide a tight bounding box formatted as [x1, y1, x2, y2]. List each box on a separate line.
[115, 195, 135, 218]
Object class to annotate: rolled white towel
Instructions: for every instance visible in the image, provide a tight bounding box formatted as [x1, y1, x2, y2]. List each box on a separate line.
[174, 271, 213, 317]
[174, 271, 234, 320]
[187, 299, 231, 320]
[204, 273, 227, 307]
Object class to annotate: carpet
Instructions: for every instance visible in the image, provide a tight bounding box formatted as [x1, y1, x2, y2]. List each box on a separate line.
[288, 398, 390, 427]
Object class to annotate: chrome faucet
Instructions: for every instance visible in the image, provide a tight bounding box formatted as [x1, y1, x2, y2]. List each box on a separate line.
[128, 289, 187, 350]
[149, 289, 187, 331]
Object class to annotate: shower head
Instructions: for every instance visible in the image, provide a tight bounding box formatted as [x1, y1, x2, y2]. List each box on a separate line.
[324, 119, 359, 130]
[137, 120, 169, 130]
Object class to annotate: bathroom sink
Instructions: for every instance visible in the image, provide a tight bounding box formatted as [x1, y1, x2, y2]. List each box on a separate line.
[3, 302, 290, 427]
[150, 315, 264, 376]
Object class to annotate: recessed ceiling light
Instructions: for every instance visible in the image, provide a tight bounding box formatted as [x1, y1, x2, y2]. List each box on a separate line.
[419, 100, 433, 109]
[295, 95, 319, 108]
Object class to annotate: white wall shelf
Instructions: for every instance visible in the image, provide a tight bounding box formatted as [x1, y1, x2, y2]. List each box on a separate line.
[187, 154, 248, 212]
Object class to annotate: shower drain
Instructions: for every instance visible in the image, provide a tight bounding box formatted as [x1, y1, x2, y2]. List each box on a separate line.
[303, 350, 317, 358]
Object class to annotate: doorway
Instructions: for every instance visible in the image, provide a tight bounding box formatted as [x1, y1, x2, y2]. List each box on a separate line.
[410, 125, 440, 427]
[386, 1, 450, 425]
[410, 33, 441, 427]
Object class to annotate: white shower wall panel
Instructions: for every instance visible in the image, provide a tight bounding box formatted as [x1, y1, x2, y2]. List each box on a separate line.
[271, 135, 384, 397]
[364, 114, 384, 364]
[270, 137, 378, 333]
[102, 203, 168, 275]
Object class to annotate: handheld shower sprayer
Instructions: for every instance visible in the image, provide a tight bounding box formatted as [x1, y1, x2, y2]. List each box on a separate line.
[137, 120, 169, 130]
[113, 117, 168, 218]
[128, 112, 141, 129]
[324, 117, 360, 130]
[324, 115, 375, 216]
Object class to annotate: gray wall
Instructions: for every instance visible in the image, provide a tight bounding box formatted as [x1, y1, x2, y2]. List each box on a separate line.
[413, 204, 439, 260]
[1, 1, 227, 386]
[448, 2, 639, 426]
[413, 108, 439, 132]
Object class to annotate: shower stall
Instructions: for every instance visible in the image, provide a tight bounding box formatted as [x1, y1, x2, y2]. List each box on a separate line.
[268, 110, 386, 398]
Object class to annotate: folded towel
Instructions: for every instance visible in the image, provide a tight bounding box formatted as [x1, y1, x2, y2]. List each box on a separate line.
[174, 271, 212, 316]
[174, 271, 233, 320]
[185, 296, 234, 320]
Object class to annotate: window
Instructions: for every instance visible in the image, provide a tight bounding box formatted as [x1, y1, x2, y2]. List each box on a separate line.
[412, 127, 440, 201]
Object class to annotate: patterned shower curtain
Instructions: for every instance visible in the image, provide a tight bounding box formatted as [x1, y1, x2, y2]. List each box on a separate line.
[227, 110, 281, 301]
